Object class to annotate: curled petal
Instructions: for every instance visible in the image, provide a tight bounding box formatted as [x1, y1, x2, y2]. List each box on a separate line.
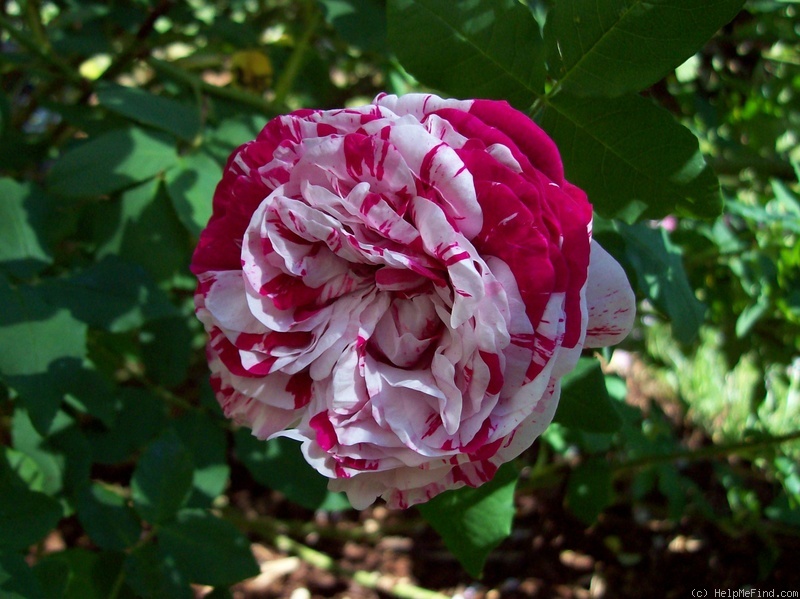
[584, 241, 637, 348]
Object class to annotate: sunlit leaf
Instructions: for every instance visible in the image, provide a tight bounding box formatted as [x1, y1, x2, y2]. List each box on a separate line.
[47, 128, 179, 199]
[545, 0, 745, 96]
[418, 462, 518, 578]
[0, 179, 52, 279]
[96, 83, 201, 141]
[538, 92, 722, 219]
[165, 152, 221, 237]
[617, 222, 706, 343]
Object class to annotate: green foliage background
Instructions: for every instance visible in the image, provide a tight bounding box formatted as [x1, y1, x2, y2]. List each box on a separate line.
[1, 0, 798, 596]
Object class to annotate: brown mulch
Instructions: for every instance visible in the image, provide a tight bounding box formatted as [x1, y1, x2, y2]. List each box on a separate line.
[225, 357, 800, 599]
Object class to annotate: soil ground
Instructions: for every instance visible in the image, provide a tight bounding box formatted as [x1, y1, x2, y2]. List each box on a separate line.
[227, 359, 800, 599]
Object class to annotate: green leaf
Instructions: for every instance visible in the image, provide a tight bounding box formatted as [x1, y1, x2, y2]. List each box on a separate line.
[0, 178, 52, 279]
[204, 115, 265, 164]
[94, 178, 192, 284]
[55, 361, 117, 426]
[545, 0, 745, 97]
[418, 462, 518, 578]
[158, 509, 259, 586]
[47, 127, 179, 199]
[0, 454, 62, 551]
[124, 544, 192, 599]
[555, 358, 622, 433]
[3, 447, 47, 492]
[617, 222, 706, 344]
[538, 92, 722, 219]
[0, 279, 87, 434]
[319, 0, 387, 52]
[75, 483, 142, 551]
[140, 317, 194, 388]
[165, 152, 221, 237]
[131, 429, 194, 524]
[388, 0, 545, 108]
[87, 387, 168, 465]
[96, 83, 201, 141]
[40, 256, 178, 333]
[0, 280, 87, 377]
[173, 412, 230, 508]
[566, 457, 614, 524]
[0, 552, 44, 599]
[39, 549, 127, 599]
[235, 430, 332, 510]
[10, 409, 67, 496]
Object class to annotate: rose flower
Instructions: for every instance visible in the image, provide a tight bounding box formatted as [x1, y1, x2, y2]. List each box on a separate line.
[191, 93, 635, 509]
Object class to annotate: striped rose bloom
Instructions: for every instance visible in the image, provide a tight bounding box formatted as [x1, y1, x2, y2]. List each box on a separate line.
[191, 93, 635, 509]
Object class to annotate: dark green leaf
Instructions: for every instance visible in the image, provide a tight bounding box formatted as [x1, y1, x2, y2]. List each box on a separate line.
[159, 509, 259, 586]
[40, 256, 178, 333]
[418, 462, 518, 578]
[566, 457, 614, 524]
[0, 552, 44, 599]
[96, 83, 201, 141]
[545, 0, 745, 96]
[94, 178, 192, 284]
[31, 556, 70, 599]
[39, 549, 128, 599]
[131, 429, 194, 524]
[124, 544, 193, 599]
[56, 361, 117, 426]
[10, 409, 67, 495]
[388, 0, 545, 108]
[538, 92, 722, 219]
[0, 279, 87, 377]
[165, 152, 220, 237]
[319, 0, 387, 52]
[173, 412, 230, 508]
[75, 483, 142, 551]
[618, 222, 706, 344]
[87, 387, 168, 465]
[47, 128, 179, 199]
[3, 447, 46, 492]
[555, 358, 622, 433]
[140, 317, 194, 388]
[204, 115, 265, 164]
[0, 279, 87, 433]
[235, 430, 331, 510]
[0, 178, 52, 278]
[0, 453, 62, 550]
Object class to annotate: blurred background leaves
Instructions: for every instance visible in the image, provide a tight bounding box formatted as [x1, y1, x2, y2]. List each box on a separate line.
[1, 0, 799, 596]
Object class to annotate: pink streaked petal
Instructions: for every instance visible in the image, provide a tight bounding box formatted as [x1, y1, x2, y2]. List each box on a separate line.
[468, 99, 565, 184]
[584, 240, 636, 348]
[384, 123, 482, 238]
[373, 93, 473, 121]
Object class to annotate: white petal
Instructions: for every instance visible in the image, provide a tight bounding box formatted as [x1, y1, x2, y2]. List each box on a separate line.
[584, 241, 636, 348]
